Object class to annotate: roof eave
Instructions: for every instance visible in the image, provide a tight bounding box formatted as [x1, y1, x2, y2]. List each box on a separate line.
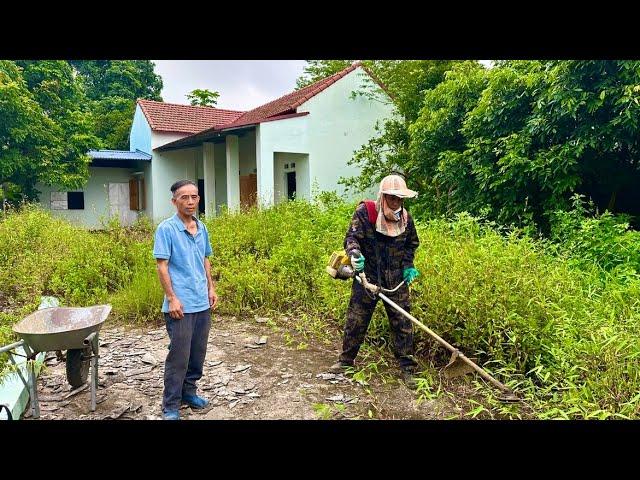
[155, 112, 309, 152]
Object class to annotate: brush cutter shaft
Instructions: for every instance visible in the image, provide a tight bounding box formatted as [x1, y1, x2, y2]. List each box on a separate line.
[355, 275, 511, 394]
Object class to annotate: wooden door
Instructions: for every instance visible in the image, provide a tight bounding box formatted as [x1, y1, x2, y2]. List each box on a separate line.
[239, 173, 257, 211]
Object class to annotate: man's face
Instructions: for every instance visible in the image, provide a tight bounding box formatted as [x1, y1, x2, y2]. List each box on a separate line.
[171, 184, 199, 216]
[384, 194, 403, 211]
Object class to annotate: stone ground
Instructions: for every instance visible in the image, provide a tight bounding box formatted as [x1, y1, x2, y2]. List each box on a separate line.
[23, 315, 475, 420]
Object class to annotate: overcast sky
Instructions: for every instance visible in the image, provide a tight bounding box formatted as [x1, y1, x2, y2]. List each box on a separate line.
[153, 60, 308, 111]
[153, 60, 493, 112]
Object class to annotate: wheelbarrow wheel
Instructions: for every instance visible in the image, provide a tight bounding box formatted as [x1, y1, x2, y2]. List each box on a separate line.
[66, 347, 90, 388]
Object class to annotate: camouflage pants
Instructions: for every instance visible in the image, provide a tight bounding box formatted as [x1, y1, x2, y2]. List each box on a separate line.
[339, 280, 417, 371]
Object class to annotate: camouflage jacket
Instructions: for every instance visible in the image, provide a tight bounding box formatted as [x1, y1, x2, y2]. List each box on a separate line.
[344, 203, 420, 288]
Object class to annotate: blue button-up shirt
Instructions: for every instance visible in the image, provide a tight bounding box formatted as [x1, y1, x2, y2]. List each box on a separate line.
[153, 214, 213, 314]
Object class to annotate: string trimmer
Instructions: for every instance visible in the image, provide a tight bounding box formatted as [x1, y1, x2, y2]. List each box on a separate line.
[326, 250, 520, 403]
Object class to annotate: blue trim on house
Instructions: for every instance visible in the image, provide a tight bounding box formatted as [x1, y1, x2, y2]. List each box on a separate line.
[88, 149, 152, 161]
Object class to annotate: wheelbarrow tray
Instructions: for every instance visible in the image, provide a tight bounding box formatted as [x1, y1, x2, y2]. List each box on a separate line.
[12, 305, 111, 353]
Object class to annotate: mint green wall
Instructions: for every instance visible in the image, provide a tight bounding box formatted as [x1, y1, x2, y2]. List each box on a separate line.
[256, 117, 309, 205]
[36, 167, 139, 229]
[151, 146, 203, 221]
[298, 67, 394, 200]
[256, 67, 394, 205]
[152, 131, 188, 150]
[273, 152, 309, 204]
[142, 161, 153, 219]
[225, 135, 240, 212]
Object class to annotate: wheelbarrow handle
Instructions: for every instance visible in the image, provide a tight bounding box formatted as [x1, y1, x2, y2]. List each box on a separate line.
[0, 339, 25, 355]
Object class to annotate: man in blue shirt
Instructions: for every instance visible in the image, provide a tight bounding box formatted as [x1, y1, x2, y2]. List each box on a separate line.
[153, 180, 218, 420]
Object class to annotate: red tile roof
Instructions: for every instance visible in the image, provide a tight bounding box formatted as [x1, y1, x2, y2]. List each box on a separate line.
[137, 99, 244, 134]
[146, 62, 391, 149]
[222, 61, 366, 128]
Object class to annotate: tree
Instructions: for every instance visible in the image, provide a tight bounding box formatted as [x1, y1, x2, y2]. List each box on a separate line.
[70, 60, 163, 101]
[296, 60, 353, 90]
[407, 61, 489, 217]
[298, 60, 459, 121]
[298, 60, 464, 199]
[0, 61, 100, 202]
[70, 61, 163, 150]
[405, 60, 640, 230]
[187, 88, 220, 107]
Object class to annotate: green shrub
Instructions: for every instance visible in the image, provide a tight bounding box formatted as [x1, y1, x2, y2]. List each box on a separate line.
[2, 199, 640, 418]
[550, 194, 640, 275]
[0, 205, 140, 306]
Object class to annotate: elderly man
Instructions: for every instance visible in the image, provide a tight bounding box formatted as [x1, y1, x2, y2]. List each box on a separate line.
[153, 180, 218, 420]
[329, 174, 421, 388]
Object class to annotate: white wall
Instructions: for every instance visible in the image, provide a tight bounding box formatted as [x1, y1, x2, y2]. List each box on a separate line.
[151, 131, 189, 150]
[298, 67, 395, 200]
[151, 146, 202, 221]
[36, 167, 139, 229]
[257, 66, 395, 205]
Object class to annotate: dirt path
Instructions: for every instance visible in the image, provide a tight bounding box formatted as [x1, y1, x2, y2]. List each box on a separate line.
[25, 315, 462, 420]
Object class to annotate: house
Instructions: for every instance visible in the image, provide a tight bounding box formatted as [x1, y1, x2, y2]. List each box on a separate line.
[35, 62, 396, 228]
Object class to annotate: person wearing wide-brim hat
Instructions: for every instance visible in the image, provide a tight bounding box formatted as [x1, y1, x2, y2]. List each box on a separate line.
[329, 174, 421, 389]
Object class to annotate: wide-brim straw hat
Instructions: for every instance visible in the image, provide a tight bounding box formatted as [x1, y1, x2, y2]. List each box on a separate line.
[379, 174, 418, 198]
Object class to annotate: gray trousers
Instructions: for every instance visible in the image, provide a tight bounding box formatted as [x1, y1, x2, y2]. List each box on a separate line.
[162, 309, 211, 412]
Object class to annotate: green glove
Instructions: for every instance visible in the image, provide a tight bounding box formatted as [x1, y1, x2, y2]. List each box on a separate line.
[350, 252, 365, 272]
[403, 267, 419, 285]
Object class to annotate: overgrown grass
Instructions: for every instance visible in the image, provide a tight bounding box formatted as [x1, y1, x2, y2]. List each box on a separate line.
[206, 198, 640, 419]
[2, 199, 640, 419]
[548, 194, 640, 276]
[0, 206, 159, 349]
[204, 193, 354, 322]
[412, 213, 640, 418]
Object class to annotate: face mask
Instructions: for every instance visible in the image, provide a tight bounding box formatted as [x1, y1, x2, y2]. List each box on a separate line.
[393, 207, 402, 220]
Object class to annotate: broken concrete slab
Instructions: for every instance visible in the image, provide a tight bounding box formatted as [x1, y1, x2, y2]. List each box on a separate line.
[231, 365, 251, 373]
[141, 353, 157, 365]
[124, 366, 155, 377]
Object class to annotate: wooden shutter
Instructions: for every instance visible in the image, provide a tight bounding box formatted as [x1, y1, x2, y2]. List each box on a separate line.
[129, 178, 138, 211]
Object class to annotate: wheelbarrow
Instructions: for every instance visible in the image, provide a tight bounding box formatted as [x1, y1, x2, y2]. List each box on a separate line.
[0, 305, 111, 419]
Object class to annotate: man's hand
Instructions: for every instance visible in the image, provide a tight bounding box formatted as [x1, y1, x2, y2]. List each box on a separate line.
[168, 297, 184, 319]
[209, 287, 218, 309]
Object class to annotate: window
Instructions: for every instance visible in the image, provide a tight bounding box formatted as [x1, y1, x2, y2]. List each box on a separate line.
[67, 192, 85, 210]
[51, 191, 84, 210]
